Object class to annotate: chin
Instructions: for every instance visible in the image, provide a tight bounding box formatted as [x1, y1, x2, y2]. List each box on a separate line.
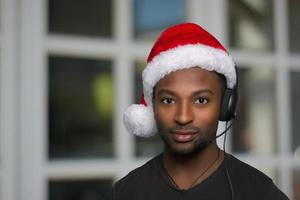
[164, 137, 210, 156]
[170, 146, 196, 156]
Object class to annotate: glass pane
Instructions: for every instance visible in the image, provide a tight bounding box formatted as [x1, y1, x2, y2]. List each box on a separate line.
[48, 0, 112, 37]
[49, 179, 112, 200]
[229, 0, 274, 50]
[232, 67, 277, 154]
[48, 56, 114, 159]
[288, 0, 300, 53]
[134, 0, 185, 40]
[291, 71, 300, 154]
[134, 61, 163, 157]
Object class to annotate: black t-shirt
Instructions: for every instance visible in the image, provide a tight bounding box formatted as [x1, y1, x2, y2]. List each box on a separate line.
[104, 153, 289, 200]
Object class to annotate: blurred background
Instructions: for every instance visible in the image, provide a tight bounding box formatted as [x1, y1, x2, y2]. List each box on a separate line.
[0, 0, 300, 199]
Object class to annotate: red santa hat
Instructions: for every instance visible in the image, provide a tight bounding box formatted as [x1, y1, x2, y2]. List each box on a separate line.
[123, 23, 237, 137]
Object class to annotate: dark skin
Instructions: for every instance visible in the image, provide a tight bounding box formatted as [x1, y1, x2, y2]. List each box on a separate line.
[153, 67, 225, 190]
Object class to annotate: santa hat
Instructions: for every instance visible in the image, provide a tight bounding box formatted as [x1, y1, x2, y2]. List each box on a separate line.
[123, 23, 237, 137]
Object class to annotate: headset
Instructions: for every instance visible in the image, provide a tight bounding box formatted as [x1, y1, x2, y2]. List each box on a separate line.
[218, 65, 238, 200]
[219, 65, 238, 122]
[194, 66, 238, 200]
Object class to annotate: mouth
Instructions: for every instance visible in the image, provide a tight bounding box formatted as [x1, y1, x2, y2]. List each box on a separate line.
[170, 130, 198, 143]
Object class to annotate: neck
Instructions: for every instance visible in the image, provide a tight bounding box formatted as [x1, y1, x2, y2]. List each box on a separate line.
[162, 143, 224, 190]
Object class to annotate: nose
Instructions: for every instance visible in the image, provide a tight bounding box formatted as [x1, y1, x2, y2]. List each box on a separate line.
[174, 101, 194, 125]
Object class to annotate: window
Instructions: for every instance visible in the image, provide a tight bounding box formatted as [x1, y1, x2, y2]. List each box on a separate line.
[288, 0, 300, 53]
[1, 1, 298, 199]
[229, 0, 274, 50]
[48, 0, 112, 38]
[232, 67, 277, 154]
[290, 71, 300, 155]
[49, 179, 113, 200]
[48, 56, 114, 159]
[134, 0, 186, 40]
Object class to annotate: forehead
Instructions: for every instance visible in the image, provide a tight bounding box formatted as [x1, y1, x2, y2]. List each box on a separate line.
[155, 67, 222, 91]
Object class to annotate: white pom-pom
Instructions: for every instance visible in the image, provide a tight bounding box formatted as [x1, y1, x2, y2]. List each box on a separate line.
[123, 104, 157, 137]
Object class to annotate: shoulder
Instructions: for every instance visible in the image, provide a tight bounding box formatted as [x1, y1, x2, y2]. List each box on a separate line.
[225, 154, 289, 200]
[115, 154, 159, 185]
[226, 153, 272, 184]
[264, 182, 290, 200]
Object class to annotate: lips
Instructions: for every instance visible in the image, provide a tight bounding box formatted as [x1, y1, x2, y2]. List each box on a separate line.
[170, 131, 197, 143]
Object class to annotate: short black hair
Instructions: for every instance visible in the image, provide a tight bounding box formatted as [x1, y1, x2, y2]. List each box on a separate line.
[217, 73, 227, 90]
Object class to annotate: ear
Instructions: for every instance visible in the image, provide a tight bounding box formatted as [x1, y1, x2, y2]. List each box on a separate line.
[219, 88, 237, 121]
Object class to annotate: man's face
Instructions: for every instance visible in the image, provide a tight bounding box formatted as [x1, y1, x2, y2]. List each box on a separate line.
[153, 67, 224, 155]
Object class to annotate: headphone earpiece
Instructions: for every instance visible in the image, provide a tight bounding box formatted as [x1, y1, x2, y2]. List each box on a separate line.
[219, 87, 238, 121]
[219, 65, 238, 121]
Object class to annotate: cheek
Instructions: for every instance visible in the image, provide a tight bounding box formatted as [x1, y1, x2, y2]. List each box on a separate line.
[153, 103, 176, 130]
[154, 105, 172, 124]
[205, 104, 220, 120]
[194, 104, 220, 129]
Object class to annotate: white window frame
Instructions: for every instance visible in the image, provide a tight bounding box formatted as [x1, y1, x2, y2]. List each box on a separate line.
[18, 0, 47, 199]
[0, 0, 18, 199]
[1, 0, 298, 199]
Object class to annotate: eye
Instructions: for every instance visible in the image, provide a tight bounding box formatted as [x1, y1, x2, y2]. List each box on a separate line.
[162, 98, 175, 104]
[195, 97, 208, 104]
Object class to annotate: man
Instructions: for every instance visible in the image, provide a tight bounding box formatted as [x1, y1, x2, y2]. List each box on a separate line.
[104, 23, 289, 200]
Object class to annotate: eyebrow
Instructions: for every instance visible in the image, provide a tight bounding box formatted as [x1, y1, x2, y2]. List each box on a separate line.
[157, 89, 177, 96]
[192, 89, 214, 96]
[157, 89, 214, 96]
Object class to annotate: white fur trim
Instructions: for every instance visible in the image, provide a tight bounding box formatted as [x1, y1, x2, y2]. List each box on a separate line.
[142, 44, 236, 106]
[123, 104, 157, 137]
